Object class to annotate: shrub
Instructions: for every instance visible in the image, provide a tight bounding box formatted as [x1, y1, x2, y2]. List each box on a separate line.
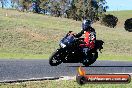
[124, 18, 132, 32]
[101, 14, 118, 28]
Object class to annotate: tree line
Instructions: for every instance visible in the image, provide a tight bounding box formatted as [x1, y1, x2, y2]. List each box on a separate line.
[0, 0, 108, 21]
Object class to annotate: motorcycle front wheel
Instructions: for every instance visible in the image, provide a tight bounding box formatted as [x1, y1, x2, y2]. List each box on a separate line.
[49, 50, 62, 66]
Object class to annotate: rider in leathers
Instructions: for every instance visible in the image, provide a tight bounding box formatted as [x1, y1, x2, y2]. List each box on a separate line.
[75, 19, 96, 61]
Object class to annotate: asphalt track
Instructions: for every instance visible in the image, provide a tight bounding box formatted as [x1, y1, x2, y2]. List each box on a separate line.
[0, 60, 132, 81]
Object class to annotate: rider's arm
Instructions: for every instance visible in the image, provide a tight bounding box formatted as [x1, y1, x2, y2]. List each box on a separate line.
[74, 30, 84, 38]
[89, 26, 95, 32]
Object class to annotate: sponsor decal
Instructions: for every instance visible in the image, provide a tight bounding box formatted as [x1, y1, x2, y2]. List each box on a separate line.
[76, 66, 131, 85]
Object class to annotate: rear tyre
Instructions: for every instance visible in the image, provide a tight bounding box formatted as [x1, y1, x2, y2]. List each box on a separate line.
[82, 52, 98, 67]
[49, 50, 62, 66]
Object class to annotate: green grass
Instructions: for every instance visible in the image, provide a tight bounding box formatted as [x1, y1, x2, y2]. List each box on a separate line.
[0, 53, 49, 59]
[98, 54, 132, 61]
[0, 80, 132, 88]
[0, 9, 132, 60]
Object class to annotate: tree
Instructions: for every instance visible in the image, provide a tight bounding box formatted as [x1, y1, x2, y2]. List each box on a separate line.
[124, 18, 132, 32]
[101, 14, 118, 28]
[49, 0, 61, 17]
[65, 0, 108, 21]
[19, 0, 32, 11]
[31, 0, 40, 13]
[0, 0, 4, 8]
[10, 0, 19, 8]
[10, 0, 108, 21]
[59, 0, 67, 17]
[65, 0, 78, 20]
[0, 0, 8, 8]
[39, 0, 49, 14]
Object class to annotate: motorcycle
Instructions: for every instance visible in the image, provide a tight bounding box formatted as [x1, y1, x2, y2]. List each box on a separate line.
[49, 32, 104, 66]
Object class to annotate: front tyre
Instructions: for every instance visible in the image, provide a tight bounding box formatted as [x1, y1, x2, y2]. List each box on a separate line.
[49, 50, 62, 66]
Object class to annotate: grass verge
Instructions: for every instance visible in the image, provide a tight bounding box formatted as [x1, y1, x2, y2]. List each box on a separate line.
[0, 9, 131, 60]
[98, 54, 132, 61]
[0, 79, 132, 88]
[0, 53, 49, 59]
[0, 53, 132, 61]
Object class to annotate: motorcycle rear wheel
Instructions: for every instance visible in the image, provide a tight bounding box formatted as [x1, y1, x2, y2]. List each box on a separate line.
[49, 51, 62, 66]
[82, 52, 98, 67]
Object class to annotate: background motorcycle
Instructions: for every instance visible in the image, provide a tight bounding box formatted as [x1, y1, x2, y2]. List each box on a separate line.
[49, 33, 104, 66]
